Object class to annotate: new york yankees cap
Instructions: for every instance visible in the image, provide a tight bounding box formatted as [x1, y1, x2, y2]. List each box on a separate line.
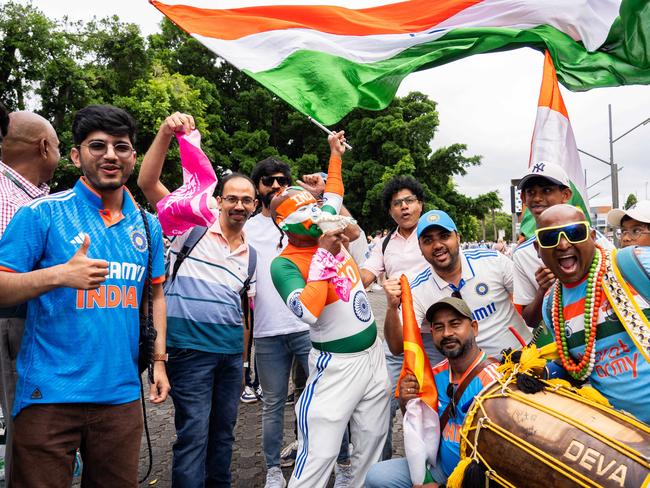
[518, 161, 570, 190]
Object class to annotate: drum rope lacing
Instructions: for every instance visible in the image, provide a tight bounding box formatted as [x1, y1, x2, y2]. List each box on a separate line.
[457, 370, 650, 488]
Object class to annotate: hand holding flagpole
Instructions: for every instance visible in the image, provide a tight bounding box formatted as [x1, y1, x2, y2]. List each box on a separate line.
[308, 116, 353, 151]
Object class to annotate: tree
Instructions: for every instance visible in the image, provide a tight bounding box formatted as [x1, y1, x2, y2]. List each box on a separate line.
[624, 193, 638, 210]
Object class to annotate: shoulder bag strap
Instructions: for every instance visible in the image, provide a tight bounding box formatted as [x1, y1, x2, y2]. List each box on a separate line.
[439, 356, 500, 432]
[169, 225, 208, 283]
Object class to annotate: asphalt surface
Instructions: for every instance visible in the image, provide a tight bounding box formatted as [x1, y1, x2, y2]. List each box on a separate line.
[71, 290, 404, 488]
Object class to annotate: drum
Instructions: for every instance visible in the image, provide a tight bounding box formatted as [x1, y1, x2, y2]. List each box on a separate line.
[457, 379, 650, 488]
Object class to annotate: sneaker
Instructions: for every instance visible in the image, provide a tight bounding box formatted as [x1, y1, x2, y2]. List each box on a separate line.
[285, 392, 295, 405]
[255, 385, 264, 400]
[240, 385, 258, 404]
[264, 466, 286, 488]
[333, 462, 353, 488]
[280, 440, 298, 468]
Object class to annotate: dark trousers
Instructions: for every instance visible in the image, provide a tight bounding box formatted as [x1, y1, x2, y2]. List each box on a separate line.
[11, 400, 143, 488]
[167, 348, 242, 488]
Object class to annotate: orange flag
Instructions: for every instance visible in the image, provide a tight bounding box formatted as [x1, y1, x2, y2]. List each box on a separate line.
[396, 274, 438, 411]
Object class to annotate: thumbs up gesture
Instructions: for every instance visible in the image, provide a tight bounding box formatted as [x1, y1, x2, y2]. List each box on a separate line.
[61, 234, 109, 289]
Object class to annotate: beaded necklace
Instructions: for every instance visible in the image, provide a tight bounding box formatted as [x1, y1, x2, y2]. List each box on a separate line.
[551, 245, 606, 380]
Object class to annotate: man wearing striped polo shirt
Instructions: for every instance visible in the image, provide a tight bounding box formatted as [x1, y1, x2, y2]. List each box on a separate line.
[138, 112, 258, 487]
[384, 210, 531, 360]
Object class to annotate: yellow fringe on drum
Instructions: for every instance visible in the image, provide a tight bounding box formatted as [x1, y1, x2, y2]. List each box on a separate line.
[546, 378, 572, 389]
[573, 385, 612, 407]
[446, 457, 473, 488]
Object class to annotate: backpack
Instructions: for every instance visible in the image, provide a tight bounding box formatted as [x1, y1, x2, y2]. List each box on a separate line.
[165, 225, 257, 297]
[381, 227, 397, 255]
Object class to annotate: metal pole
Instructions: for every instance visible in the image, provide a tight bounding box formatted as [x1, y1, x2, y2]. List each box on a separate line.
[609, 104, 619, 209]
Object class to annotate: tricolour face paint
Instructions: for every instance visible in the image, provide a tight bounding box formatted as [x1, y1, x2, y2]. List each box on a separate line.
[274, 188, 324, 237]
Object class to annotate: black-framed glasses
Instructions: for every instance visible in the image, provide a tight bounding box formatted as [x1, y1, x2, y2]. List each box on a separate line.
[616, 227, 650, 240]
[535, 221, 590, 248]
[222, 195, 255, 206]
[78, 140, 134, 158]
[390, 195, 419, 208]
[446, 383, 457, 418]
[261, 175, 290, 187]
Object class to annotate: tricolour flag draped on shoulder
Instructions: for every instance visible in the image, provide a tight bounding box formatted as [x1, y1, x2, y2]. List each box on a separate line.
[156, 130, 218, 236]
[396, 274, 439, 485]
[150, 0, 650, 125]
[519, 50, 591, 238]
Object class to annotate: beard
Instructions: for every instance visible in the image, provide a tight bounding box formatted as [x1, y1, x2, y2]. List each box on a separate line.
[436, 336, 474, 359]
[261, 187, 281, 209]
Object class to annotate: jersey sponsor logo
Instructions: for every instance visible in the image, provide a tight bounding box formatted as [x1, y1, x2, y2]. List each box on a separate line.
[108, 261, 145, 281]
[131, 229, 147, 252]
[471, 302, 496, 321]
[76, 285, 138, 309]
[475, 282, 489, 296]
[353, 290, 372, 322]
[288, 291, 304, 318]
[30, 388, 42, 400]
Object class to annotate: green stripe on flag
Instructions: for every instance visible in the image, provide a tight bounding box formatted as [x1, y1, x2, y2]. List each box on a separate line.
[247, 10, 650, 124]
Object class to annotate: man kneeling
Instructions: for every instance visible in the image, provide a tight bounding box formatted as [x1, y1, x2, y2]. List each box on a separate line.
[366, 297, 499, 488]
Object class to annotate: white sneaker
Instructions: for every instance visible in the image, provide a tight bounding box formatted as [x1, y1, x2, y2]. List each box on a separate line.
[333, 462, 353, 488]
[240, 385, 258, 404]
[280, 440, 298, 467]
[264, 466, 287, 488]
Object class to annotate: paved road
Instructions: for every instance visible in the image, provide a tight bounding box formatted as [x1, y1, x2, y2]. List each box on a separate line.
[129, 290, 404, 487]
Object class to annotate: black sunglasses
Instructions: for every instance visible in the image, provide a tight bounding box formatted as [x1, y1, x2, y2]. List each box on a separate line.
[261, 175, 290, 187]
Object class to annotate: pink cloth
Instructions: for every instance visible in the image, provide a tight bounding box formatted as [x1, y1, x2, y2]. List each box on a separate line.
[308, 248, 352, 302]
[0, 162, 49, 238]
[156, 130, 218, 236]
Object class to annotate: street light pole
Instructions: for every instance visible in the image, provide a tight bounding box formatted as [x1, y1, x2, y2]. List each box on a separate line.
[608, 104, 620, 209]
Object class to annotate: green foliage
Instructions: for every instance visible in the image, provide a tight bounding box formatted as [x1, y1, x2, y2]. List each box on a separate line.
[624, 193, 638, 210]
[0, 4, 503, 231]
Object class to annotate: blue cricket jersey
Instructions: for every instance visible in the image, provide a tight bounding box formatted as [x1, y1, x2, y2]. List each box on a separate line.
[0, 178, 165, 416]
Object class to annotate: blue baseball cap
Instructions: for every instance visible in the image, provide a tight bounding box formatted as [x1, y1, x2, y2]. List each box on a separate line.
[416, 210, 457, 238]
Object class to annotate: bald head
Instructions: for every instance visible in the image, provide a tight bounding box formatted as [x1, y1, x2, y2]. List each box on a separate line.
[537, 204, 585, 229]
[1, 111, 60, 185]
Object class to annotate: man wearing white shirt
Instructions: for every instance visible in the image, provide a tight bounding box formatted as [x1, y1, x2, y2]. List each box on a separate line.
[359, 176, 435, 460]
[384, 210, 531, 360]
[513, 162, 612, 328]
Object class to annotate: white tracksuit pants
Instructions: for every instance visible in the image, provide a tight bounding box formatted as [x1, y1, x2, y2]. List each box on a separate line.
[289, 337, 391, 488]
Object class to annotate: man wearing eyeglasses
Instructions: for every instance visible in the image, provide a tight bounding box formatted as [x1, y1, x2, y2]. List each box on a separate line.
[0, 108, 61, 483]
[138, 112, 258, 487]
[384, 210, 531, 361]
[359, 176, 433, 460]
[607, 200, 650, 248]
[365, 297, 500, 488]
[536, 204, 650, 423]
[513, 162, 612, 328]
[0, 105, 170, 486]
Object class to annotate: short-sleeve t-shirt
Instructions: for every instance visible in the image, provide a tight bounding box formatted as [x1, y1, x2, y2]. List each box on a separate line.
[541, 258, 650, 423]
[410, 249, 531, 357]
[433, 353, 500, 477]
[0, 178, 165, 416]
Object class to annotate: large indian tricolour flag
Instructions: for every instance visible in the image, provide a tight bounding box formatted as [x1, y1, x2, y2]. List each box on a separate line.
[519, 50, 590, 238]
[149, 0, 650, 125]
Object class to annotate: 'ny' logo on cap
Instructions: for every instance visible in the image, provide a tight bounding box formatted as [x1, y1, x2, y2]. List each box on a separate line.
[532, 162, 546, 173]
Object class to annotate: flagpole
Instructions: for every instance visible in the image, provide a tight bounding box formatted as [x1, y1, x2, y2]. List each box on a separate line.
[307, 116, 353, 151]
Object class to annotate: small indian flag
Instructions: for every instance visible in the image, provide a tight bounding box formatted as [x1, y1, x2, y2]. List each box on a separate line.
[519, 51, 591, 238]
[397, 274, 440, 485]
[150, 0, 650, 125]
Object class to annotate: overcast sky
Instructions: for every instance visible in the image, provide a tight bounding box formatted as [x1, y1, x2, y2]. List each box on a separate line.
[23, 0, 650, 211]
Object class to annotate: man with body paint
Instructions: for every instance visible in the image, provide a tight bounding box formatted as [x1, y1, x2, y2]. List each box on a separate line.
[270, 131, 390, 488]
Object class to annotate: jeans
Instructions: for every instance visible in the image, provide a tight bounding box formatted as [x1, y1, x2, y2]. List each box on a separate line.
[167, 348, 242, 488]
[382, 334, 444, 460]
[365, 457, 447, 488]
[255, 332, 349, 468]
